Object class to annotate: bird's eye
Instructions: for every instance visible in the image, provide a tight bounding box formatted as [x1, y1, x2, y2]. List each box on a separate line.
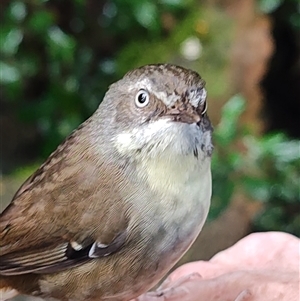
[135, 90, 150, 108]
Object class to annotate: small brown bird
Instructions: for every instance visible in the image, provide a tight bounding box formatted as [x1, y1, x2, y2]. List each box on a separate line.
[0, 64, 213, 301]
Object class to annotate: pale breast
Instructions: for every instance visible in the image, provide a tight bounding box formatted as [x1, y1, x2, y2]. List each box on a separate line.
[117, 154, 212, 298]
[136, 153, 212, 261]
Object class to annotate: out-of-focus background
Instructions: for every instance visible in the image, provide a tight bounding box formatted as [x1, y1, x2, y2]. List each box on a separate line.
[0, 0, 299, 299]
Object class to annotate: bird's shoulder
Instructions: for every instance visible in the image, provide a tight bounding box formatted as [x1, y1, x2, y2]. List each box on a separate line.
[0, 118, 131, 261]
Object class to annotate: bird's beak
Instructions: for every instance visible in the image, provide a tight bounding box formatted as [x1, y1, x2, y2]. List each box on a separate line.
[165, 102, 201, 124]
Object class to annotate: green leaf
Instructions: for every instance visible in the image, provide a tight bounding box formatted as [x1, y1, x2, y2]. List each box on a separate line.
[222, 94, 246, 120]
[0, 28, 23, 55]
[214, 94, 246, 146]
[134, 1, 158, 29]
[28, 10, 54, 34]
[159, 0, 189, 7]
[0, 62, 20, 83]
[9, 1, 27, 22]
[243, 176, 271, 201]
[258, 0, 283, 14]
[47, 26, 76, 64]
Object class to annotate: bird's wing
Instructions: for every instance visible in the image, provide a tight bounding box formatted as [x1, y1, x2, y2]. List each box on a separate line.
[0, 231, 127, 275]
[0, 126, 131, 275]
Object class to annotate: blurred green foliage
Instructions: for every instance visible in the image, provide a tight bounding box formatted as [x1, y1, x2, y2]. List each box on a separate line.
[1, 0, 232, 155]
[211, 95, 300, 236]
[257, 0, 300, 28]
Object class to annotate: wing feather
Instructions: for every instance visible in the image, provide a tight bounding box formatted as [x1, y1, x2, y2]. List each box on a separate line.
[0, 122, 130, 276]
[0, 230, 126, 276]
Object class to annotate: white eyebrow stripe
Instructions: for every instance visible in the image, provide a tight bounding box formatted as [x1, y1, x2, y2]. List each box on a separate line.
[163, 93, 181, 106]
[127, 78, 152, 91]
[128, 79, 181, 106]
[189, 88, 207, 107]
[128, 78, 207, 107]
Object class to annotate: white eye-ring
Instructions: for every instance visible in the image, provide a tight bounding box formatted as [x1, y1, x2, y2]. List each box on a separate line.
[135, 89, 150, 108]
[201, 101, 208, 115]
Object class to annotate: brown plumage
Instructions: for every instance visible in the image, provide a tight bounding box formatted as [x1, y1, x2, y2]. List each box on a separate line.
[0, 64, 213, 301]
